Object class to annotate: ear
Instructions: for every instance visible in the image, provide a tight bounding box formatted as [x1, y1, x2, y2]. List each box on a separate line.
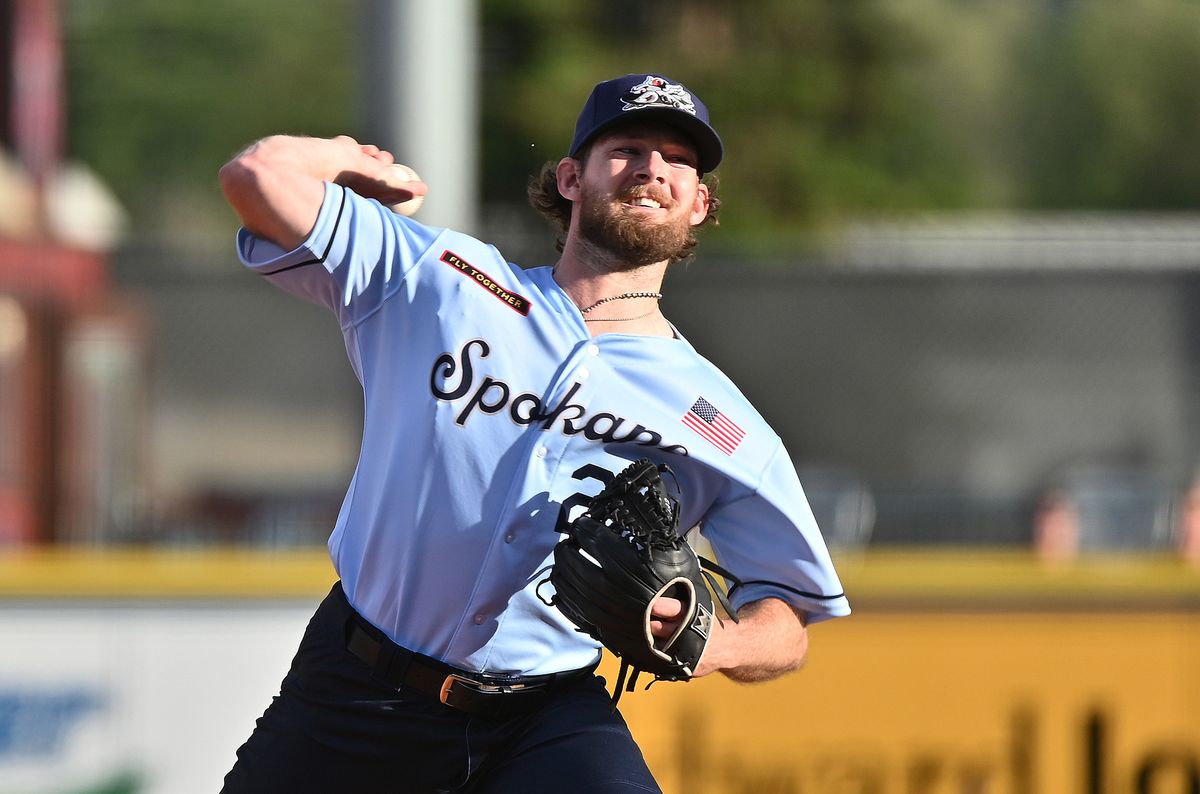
[689, 180, 711, 227]
[556, 157, 583, 202]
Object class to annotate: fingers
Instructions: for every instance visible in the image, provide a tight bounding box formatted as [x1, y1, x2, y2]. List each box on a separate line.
[377, 164, 428, 211]
[359, 143, 395, 165]
[651, 596, 684, 620]
[649, 596, 684, 638]
[331, 136, 396, 166]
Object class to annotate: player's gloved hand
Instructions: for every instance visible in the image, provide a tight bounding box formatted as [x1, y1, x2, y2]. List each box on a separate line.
[541, 458, 740, 704]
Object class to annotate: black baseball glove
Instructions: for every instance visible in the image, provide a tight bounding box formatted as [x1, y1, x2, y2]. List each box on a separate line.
[543, 458, 740, 703]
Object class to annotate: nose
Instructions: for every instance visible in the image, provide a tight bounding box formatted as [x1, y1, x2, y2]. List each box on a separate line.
[634, 150, 669, 184]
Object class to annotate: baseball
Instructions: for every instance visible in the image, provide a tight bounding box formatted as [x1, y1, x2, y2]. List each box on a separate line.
[385, 163, 425, 217]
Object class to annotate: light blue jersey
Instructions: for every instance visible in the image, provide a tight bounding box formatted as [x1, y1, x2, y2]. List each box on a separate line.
[237, 182, 849, 677]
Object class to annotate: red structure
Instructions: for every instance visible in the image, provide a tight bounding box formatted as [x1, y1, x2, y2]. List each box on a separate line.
[1, 0, 136, 545]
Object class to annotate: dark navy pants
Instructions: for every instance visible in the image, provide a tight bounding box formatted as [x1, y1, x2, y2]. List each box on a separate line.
[221, 583, 661, 793]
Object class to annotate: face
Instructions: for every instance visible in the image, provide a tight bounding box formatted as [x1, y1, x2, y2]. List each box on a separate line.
[559, 123, 711, 267]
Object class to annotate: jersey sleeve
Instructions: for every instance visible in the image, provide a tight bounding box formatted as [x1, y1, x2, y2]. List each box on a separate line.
[235, 182, 443, 327]
[701, 442, 851, 624]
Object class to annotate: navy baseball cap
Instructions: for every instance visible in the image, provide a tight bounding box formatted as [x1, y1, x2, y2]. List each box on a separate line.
[569, 74, 724, 174]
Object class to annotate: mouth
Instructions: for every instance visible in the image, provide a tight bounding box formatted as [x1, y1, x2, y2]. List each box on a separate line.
[620, 195, 666, 211]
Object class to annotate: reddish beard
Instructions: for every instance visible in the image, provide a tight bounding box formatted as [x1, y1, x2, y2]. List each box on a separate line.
[577, 185, 697, 267]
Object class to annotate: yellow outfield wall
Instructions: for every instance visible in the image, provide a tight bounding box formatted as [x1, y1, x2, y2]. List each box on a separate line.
[1, 548, 1197, 794]
[613, 609, 1199, 794]
[611, 551, 1200, 794]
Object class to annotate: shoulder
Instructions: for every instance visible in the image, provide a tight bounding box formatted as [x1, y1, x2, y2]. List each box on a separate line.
[598, 336, 784, 474]
[666, 340, 778, 438]
[413, 242, 557, 312]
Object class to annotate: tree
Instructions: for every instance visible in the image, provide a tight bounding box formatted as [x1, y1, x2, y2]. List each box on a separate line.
[63, 0, 358, 239]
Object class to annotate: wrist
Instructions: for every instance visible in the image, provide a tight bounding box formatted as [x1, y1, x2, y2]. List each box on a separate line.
[695, 615, 736, 677]
[248, 135, 368, 185]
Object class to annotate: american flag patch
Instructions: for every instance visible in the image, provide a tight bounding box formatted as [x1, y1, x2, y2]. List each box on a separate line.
[682, 397, 745, 455]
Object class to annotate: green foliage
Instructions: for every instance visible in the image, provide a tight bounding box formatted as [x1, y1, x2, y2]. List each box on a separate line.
[63, 0, 357, 221]
[60, 0, 1200, 249]
[478, 0, 1200, 241]
[479, 0, 1000, 239]
[1014, 0, 1200, 209]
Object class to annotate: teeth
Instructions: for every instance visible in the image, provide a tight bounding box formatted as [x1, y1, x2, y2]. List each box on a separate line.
[628, 198, 661, 209]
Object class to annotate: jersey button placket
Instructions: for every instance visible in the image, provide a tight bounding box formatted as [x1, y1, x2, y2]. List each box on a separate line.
[531, 338, 601, 470]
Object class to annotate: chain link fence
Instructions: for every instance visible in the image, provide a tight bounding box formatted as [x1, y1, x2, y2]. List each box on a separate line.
[103, 215, 1200, 552]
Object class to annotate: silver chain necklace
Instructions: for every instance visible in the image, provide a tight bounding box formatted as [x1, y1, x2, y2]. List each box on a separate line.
[578, 291, 663, 322]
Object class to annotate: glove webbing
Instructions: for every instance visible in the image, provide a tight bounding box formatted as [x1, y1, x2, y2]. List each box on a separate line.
[590, 463, 679, 550]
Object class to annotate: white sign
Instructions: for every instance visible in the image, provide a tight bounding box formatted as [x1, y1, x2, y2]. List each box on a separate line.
[0, 600, 315, 794]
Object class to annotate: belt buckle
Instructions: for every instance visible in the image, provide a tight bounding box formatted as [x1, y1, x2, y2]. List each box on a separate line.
[439, 673, 530, 706]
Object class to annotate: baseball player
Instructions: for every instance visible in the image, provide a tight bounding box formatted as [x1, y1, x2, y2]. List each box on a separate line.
[217, 73, 849, 793]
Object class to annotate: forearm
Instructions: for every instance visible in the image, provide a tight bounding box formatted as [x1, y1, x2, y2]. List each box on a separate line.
[696, 597, 809, 682]
[218, 135, 405, 251]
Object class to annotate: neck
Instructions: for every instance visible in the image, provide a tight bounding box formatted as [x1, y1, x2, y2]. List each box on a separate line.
[554, 237, 668, 307]
[553, 244, 673, 338]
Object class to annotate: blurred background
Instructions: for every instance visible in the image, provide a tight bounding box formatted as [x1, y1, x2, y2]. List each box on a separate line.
[1, 1, 1198, 793]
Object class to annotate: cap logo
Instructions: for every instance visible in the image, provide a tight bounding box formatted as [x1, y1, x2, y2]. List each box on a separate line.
[620, 76, 697, 116]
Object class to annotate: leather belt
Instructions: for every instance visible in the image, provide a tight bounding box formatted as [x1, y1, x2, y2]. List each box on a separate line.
[345, 615, 597, 718]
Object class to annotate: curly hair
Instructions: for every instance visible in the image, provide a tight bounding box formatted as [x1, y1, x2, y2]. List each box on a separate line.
[526, 153, 721, 259]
